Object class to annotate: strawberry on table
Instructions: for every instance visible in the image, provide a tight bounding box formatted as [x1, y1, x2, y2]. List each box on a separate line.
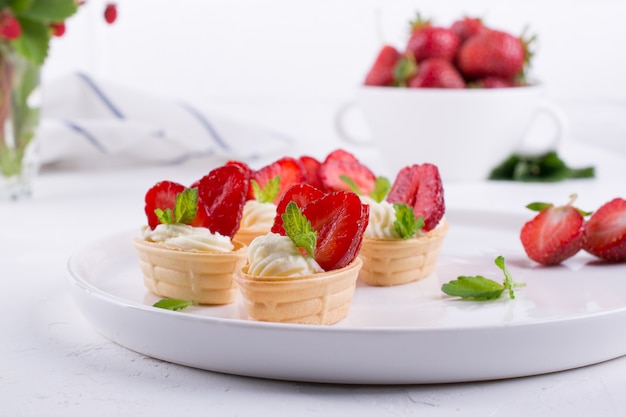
[408, 58, 466, 89]
[319, 149, 376, 194]
[520, 195, 589, 265]
[583, 198, 626, 262]
[386, 163, 445, 231]
[364, 45, 402, 87]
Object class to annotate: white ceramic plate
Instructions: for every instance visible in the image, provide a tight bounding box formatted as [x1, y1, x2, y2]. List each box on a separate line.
[67, 209, 626, 384]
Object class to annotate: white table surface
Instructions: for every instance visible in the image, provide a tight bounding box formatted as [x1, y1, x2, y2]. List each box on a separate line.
[3, 138, 626, 417]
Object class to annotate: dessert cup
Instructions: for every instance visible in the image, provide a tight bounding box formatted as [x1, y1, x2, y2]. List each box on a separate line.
[133, 237, 247, 305]
[233, 227, 269, 246]
[358, 220, 449, 286]
[235, 257, 363, 325]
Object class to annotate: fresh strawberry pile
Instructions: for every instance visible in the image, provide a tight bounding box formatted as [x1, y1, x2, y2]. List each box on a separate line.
[144, 164, 249, 238]
[364, 13, 534, 89]
[520, 196, 626, 265]
[271, 183, 370, 271]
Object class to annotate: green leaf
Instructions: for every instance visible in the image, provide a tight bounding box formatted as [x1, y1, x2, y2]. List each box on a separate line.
[489, 151, 595, 183]
[369, 176, 391, 203]
[494, 256, 526, 299]
[153, 298, 196, 311]
[393, 203, 424, 239]
[441, 276, 505, 300]
[154, 208, 173, 224]
[282, 201, 317, 257]
[18, 0, 78, 22]
[526, 202, 553, 212]
[154, 188, 198, 225]
[251, 176, 280, 203]
[340, 175, 362, 195]
[11, 17, 50, 66]
[8, 0, 33, 14]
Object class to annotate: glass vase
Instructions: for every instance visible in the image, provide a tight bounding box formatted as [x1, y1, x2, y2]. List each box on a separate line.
[0, 44, 41, 201]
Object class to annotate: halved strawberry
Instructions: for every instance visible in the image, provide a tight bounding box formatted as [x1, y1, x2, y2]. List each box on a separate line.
[194, 164, 249, 238]
[302, 191, 369, 271]
[520, 196, 587, 265]
[271, 183, 326, 235]
[583, 198, 626, 262]
[144, 180, 186, 229]
[364, 45, 402, 87]
[386, 164, 444, 231]
[298, 155, 323, 189]
[319, 149, 376, 194]
[251, 157, 305, 204]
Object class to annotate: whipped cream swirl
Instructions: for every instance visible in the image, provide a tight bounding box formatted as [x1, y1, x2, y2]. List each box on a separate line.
[246, 233, 323, 277]
[141, 224, 234, 252]
[240, 200, 277, 229]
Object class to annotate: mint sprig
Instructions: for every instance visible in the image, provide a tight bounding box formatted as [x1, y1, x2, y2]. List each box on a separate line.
[153, 298, 196, 311]
[393, 203, 424, 239]
[154, 187, 198, 225]
[251, 176, 280, 203]
[441, 256, 526, 300]
[340, 175, 390, 203]
[281, 201, 317, 257]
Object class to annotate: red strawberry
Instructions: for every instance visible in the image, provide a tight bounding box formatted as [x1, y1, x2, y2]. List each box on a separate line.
[226, 160, 254, 200]
[298, 155, 324, 189]
[252, 157, 306, 204]
[520, 196, 587, 265]
[457, 29, 526, 80]
[104, 3, 118, 24]
[450, 17, 487, 44]
[319, 149, 376, 193]
[0, 12, 21, 40]
[472, 76, 520, 88]
[583, 198, 626, 262]
[405, 26, 460, 63]
[408, 58, 466, 89]
[271, 183, 326, 235]
[364, 45, 401, 87]
[302, 191, 369, 271]
[144, 181, 186, 229]
[51, 22, 66, 37]
[386, 164, 445, 231]
[194, 164, 249, 238]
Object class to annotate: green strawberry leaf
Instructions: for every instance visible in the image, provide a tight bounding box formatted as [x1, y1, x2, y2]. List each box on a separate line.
[17, 0, 78, 22]
[393, 203, 424, 239]
[11, 17, 50, 66]
[526, 202, 553, 212]
[251, 176, 280, 203]
[155, 188, 198, 225]
[153, 298, 196, 311]
[282, 201, 317, 257]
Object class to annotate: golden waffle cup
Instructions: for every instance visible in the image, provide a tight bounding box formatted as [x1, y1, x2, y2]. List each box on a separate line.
[133, 237, 247, 305]
[233, 227, 269, 246]
[358, 220, 449, 286]
[235, 257, 363, 325]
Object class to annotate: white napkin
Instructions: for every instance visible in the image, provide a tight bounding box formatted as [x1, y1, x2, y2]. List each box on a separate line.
[38, 73, 294, 167]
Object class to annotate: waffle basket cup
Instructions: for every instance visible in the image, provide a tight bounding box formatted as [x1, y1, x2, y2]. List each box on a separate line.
[358, 220, 449, 286]
[235, 257, 363, 325]
[233, 227, 269, 246]
[133, 237, 247, 305]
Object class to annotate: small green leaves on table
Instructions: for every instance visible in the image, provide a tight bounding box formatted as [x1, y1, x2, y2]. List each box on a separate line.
[489, 151, 595, 182]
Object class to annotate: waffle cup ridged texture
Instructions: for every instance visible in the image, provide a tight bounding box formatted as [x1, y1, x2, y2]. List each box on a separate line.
[235, 257, 362, 325]
[358, 220, 449, 286]
[133, 237, 247, 305]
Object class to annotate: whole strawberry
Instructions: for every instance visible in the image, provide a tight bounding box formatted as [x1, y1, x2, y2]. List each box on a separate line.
[408, 58, 465, 89]
[457, 29, 527, 80]
[583, 198, 626, 262]
[364, 45, 401, 86]
[406, 25, 460, 63]
[450, 16, 487, 44]
[520, 195, 588, 265]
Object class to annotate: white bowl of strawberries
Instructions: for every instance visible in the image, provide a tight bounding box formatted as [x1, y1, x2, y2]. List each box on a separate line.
[336, 14, 568, 182]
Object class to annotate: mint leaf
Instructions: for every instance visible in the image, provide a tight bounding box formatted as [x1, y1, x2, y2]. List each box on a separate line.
[340, 175, 362, 195]
[251, 176, 280, 203]
[393, 203, 424, 239]
[441, 276, 505, 300]
[442, 256, 525, 301]
[369, 176, 391, 203]
[154, 188, 198, 225]
[18, 0, 78, 22]
[282, 201, 317, 257]
[174, 187, 198, 224]
[489, 151, 595, 183]
[153, 298, 196, 311]
[12, 17, 50, 66]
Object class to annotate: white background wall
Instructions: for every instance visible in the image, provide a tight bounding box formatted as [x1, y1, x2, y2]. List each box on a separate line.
[41, 0, 626, 156]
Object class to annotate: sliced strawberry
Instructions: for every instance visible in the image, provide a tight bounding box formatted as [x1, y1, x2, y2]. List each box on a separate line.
[298, 155, 324, 189]
[144, 180, 186, 229]
[302, 191, 369, 271]
[319, 149, 376, 194]
[225, 160, 254, 200]
[271, 183, 326, 235]
[252, 157, 305, 204]
[386, 164, 445, 231]
[364, 45, 402, 87]
[194, 164, 249, 238]
[583, 198, 626, 262]
[520, 201, 586, 266]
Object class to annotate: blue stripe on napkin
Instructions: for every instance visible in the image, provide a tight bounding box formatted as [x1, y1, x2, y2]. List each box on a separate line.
[77, 72, 125, 119]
